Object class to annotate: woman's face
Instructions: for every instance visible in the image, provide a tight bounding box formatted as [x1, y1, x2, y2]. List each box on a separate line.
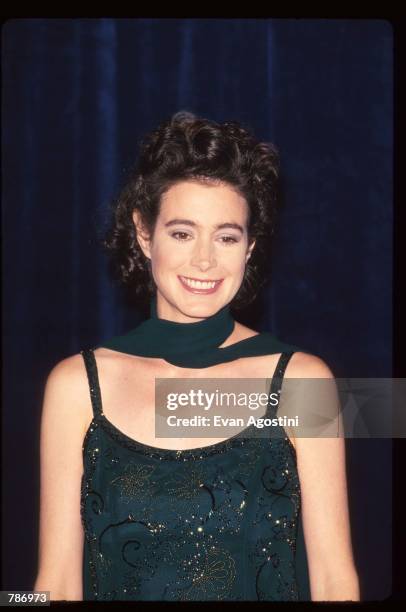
[133, 180, 256, 323]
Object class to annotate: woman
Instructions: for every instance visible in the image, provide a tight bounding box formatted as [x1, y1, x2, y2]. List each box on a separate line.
[34, 111, 360, 601]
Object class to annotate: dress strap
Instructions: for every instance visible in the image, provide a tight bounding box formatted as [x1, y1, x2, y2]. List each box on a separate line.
[266, 352, 295, 418]
[80, 348, 103, 418]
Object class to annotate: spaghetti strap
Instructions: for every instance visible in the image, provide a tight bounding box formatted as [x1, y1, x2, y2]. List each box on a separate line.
[266, 351, 295, 418]
[80, 348, 103, 418]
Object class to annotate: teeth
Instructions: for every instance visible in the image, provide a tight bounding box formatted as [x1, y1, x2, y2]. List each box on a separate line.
[181, 277, 217, 289]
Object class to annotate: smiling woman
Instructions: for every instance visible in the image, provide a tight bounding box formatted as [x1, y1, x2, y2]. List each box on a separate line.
[102, 111, 279, 315]
[132, 180, 256, 321]
[34, 111, 360, 602]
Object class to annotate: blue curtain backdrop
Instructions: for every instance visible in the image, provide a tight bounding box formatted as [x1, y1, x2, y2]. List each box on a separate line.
[3, 18, 392, 599]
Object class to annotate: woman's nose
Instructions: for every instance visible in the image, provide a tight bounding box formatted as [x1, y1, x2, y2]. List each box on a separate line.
[191, 238, 217, 269]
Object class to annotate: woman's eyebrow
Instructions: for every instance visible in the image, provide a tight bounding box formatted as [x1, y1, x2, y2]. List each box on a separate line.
[164, 219, 244, 233]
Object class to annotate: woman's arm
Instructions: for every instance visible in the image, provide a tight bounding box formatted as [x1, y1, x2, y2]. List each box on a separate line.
[33, 355, 92, 601]
[289, 353, 360, 601]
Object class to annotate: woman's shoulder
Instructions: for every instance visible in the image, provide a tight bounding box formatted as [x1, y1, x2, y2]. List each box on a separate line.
[49, 348, 128, 381]
[42, 352, 95, 438]
[286, 350, 335, 379]
[46, 352, 89, 385]
[44, 352, 97, 411]
[234, 321, 334, 378]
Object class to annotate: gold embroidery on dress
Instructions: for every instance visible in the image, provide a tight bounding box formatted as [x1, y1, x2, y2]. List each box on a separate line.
[110, 463, 156, 501]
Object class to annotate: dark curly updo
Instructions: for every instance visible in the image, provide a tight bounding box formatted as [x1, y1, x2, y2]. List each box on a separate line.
[101, 111, 280, 312]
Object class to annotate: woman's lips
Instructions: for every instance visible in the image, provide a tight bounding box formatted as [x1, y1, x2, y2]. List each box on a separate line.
[178, 275, 224, 294]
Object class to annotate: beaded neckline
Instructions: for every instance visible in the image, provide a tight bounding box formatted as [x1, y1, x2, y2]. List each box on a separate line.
[94, 412, 263, 461]
[83, 412, 296, 463]
[80, 348, 297, 462]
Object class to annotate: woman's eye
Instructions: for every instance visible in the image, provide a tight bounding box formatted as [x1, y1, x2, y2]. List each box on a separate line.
[219, 236, 238, 244]
[170, 232, 238, 244]
[171, 231, 191, 241]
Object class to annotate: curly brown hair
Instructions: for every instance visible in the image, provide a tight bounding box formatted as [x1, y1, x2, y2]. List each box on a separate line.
[100, 110, 281, 312]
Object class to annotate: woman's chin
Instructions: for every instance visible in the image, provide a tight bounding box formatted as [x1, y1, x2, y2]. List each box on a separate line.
[169, 295, 227, 320]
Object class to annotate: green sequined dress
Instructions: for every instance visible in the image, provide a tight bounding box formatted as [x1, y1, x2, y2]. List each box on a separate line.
[80, 349, 310, 601]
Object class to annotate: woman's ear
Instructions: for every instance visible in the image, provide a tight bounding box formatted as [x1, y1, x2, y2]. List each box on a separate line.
[132, 210, 152, 260]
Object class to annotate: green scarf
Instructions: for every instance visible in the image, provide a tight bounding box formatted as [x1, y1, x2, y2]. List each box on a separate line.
[97, 295, 302, 368]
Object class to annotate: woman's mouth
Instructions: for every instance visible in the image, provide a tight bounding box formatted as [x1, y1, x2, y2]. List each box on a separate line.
[178, 275, 224, 294]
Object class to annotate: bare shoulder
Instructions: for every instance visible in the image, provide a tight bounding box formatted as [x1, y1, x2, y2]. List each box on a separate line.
[91, 346, 151, 376]
[282, 352, 337, 454]
[286, 351, 335, 379]
[49, 347, 129, 378]
[44, 352, 94, 436]
[232, 322, 335, 380]
[92, 346, 129, 367]
[46, 352, 92, 391]
[48, 351, 85, 376]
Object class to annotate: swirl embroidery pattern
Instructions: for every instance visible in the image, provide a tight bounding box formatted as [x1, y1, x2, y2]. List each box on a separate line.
[81, 417, 301, 601]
